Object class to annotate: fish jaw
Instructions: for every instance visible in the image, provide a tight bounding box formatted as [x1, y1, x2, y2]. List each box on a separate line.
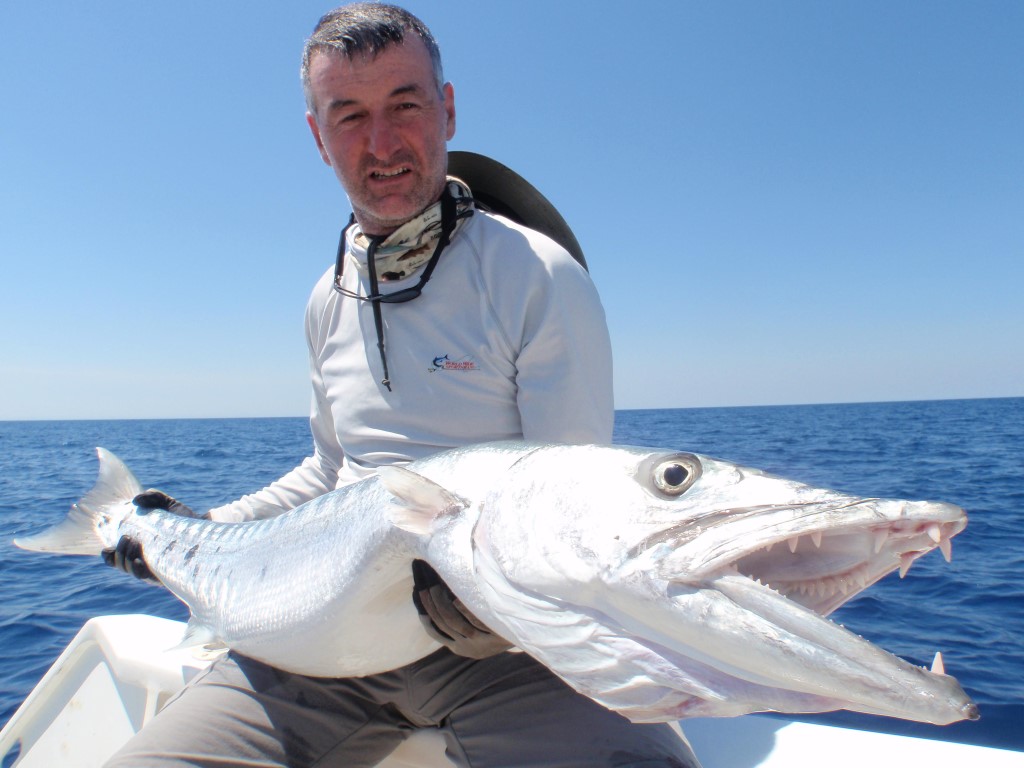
[467, 443, 977, 724]
[592, 568, 978, 724]
[652, 488, 968, 616]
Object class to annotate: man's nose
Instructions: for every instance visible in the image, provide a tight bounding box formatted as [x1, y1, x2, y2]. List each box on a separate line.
[367, 115, 402, 159]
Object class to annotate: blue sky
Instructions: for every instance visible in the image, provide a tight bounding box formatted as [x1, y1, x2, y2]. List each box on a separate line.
[2, 1, 1021, 420]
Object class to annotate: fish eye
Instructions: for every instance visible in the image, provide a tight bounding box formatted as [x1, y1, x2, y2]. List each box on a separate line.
[661, 463, 688, 488]
[641, 453, 702, 497]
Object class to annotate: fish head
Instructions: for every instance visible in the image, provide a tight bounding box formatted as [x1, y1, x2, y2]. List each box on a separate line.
[469, 443, 976, 725]
[477, 444, 964, 613]
[626, 451, 967, 616]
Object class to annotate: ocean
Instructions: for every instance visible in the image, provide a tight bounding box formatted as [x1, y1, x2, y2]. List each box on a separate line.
[1, 398, 1021, 753]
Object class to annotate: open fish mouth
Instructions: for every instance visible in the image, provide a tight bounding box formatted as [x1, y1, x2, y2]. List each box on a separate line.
[594, 484, 977, 723]
[721, 500, 967, 615]
[598, 494, 977, 723]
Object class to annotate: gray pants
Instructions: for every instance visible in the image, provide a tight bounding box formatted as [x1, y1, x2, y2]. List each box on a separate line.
[105, 647, 701, 767]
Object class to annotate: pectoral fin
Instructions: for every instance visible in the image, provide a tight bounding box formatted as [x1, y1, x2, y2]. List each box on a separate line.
[377, 466, 468, 535]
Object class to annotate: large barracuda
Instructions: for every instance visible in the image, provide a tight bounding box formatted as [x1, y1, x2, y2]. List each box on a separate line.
[14, 441, 978, 726]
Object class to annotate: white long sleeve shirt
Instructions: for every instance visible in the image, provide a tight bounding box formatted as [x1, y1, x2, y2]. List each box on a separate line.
[209, 210, 613, 522]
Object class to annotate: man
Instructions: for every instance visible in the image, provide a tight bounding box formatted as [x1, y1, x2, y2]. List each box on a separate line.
[106, 4, 700, 766]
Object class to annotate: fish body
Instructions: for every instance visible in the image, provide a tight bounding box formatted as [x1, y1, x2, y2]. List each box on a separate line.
[14, 441, 978, 726]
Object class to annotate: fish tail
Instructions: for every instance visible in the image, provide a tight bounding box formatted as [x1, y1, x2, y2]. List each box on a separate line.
[13, 447, 143, 555]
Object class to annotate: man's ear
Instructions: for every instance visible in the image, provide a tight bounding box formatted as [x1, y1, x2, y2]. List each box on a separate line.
[443, 82, 456, 141]
[306, 112, 332, 166]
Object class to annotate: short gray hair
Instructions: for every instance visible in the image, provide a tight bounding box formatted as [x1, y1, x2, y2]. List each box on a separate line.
[301, 3, 445, 113]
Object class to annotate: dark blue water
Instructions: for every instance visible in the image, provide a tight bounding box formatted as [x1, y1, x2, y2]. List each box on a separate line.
[1, 399, 1021, 751]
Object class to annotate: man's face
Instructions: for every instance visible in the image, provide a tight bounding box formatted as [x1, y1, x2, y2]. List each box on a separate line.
[306, 36, 456, 235]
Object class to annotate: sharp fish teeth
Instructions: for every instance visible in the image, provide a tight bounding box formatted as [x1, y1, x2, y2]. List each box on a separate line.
[788, 537, 799, 554]
[811, 531, 822, 548]
[927, 524, 943, 543]
[939, 537, 953, 563]
[899, 552, 916, 578]
[873, 529, 889, 553]
[931, 651, 945, 675]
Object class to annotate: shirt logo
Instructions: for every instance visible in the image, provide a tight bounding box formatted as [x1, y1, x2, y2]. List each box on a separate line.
[429, 354, 479, 372]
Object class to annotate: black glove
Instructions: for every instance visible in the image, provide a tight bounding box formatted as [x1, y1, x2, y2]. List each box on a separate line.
[132, 489, 199, 518]
[411, 559, 512, 659]
[100, 489, 200, 581]
[101, 535, 160, 582]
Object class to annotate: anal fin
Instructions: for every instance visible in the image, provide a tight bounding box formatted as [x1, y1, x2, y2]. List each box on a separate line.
[169, 617, 223, 652]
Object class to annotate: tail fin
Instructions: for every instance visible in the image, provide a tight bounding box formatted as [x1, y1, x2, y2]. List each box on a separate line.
[13, 447, 143, 555]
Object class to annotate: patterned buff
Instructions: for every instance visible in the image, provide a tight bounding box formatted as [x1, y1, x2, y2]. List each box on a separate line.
[351, 178, 475, 281]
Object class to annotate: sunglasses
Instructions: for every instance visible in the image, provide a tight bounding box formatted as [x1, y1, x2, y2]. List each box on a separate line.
[333, 233, 443, 304]
[331, 191, 460, 390]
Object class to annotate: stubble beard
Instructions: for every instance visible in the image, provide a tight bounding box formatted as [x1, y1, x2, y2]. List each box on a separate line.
[350, 153, 448, 236]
